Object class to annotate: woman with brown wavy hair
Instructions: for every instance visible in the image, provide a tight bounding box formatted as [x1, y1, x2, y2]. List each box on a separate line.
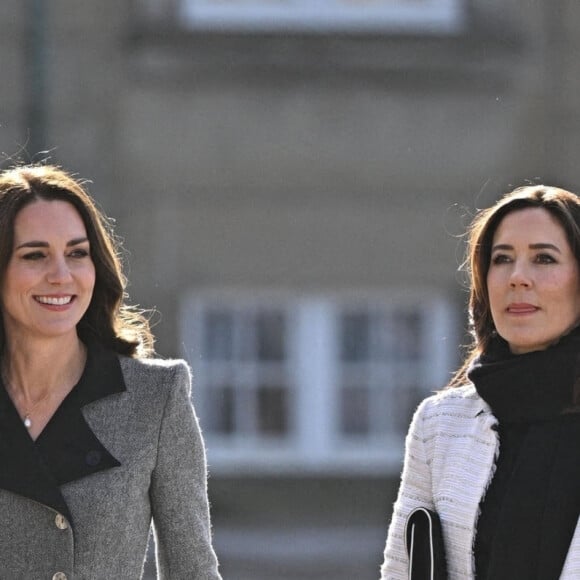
[0, 165, 221, 579]
[381, 185, 580, 579]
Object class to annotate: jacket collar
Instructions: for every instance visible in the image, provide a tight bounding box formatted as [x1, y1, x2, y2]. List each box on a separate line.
[0, 340, 126, 523]
[447, 382, 493, 419]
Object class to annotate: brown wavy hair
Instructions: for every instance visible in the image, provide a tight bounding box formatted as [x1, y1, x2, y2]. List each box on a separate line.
[0, 164, 155, 357]
[448, 184, 580, 387]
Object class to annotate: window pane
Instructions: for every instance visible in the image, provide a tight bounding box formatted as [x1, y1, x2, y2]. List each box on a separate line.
[340, 385, 369, 435]
[393, 310, 422, 359]
[391, 383, 422, 432]
[340, 312, 370, 362]
[374, 312, 396, 361]
[257, 385, 288, 435]
[206, 385, 235, 434]
[179, 0, 465, 34]
[204, 310, 234, 360]
[256, 311, 286, 361]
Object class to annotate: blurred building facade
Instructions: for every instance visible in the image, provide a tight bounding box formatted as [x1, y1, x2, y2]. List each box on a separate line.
[2, 1, 580, 578]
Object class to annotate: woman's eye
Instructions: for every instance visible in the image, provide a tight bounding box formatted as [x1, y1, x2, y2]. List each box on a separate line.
[491, 254, 510, 265]
[22, 251, 46, 261]
[69, 248, 90, 258]
[535, 253, 556, 264]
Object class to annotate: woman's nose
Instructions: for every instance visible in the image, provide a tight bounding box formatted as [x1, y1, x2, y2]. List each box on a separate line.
[509, 262, 531, 288]
[47, 258, 72, 284]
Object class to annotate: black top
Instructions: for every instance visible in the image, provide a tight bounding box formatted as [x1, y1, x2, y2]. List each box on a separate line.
[469, 330, 580, 580]
[475, 416, 580, 579]
[0, 341, 125, 524]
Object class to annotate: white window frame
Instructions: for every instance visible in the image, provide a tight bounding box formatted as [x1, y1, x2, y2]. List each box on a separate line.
[180, 289, 457, 475]
[178, 0, 465, 34]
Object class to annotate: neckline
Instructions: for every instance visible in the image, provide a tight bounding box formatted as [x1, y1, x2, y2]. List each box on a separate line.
[469, 333, 580, 423]
[0, 341, 126, 523]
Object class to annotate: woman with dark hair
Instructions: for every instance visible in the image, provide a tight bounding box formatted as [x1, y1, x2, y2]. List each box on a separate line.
[381, 186, 580, 579]
[0, 165, 221, 579]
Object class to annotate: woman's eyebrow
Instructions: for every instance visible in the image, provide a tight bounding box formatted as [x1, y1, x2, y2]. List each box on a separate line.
[529, 242, 561, 253]
[491, 242, 561, 253]
[15, 237, 89, 250]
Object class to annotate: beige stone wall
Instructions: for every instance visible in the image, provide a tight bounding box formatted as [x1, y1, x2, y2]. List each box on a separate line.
[3, 0, 580, 354]
[0, 2, 30, 161]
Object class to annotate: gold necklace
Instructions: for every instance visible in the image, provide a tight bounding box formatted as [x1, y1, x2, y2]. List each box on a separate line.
[1, 370, 54, 429]
[2, 343, 87, 429]
[21, 390, 54, 429]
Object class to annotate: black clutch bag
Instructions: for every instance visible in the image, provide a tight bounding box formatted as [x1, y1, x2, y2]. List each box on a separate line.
[404, 507, 448, 580]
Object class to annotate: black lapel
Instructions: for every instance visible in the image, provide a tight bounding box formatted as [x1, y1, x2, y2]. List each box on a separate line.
[0, 383, 71, 520]
[0, 341, 126, 523]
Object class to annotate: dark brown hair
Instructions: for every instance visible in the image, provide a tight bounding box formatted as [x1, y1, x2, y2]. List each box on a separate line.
[0, 164, 155, 357]
[449, 184, 580, 387]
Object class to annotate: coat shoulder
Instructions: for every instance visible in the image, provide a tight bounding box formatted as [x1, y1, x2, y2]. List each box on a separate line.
[119, 355, 190, 373]
[118, 356, 192, 396]
[416, 383, 488, 422]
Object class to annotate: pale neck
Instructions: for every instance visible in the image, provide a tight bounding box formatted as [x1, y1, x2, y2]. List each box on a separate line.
[2, 335, 87, 402]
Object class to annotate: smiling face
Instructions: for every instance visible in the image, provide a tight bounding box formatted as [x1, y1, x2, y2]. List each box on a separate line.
[1, 200, 96, 344]
[487, 207, 580, 354]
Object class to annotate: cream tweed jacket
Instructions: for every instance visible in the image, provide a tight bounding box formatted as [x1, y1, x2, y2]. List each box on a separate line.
[380, 384, 580, 579]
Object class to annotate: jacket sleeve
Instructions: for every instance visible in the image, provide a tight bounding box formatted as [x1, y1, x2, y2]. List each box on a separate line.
[380, 397, 435, 580]
[150, 361, 222, 579]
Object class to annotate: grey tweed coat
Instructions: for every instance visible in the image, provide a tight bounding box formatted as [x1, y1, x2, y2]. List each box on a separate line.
[0, 343, 221, 579]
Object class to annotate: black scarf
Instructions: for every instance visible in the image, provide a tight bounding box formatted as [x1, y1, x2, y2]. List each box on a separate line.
[468, 329, 580, 580]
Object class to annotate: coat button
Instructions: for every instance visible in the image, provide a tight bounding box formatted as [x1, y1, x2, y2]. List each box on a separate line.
[85, 450, 102, 466]
[52, 573, 67, 580]
[55, 514, 68, 530]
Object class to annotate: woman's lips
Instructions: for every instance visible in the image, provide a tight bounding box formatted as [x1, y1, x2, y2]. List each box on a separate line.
[35, 295, 74, 306]
[507, 303, 539, 314]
